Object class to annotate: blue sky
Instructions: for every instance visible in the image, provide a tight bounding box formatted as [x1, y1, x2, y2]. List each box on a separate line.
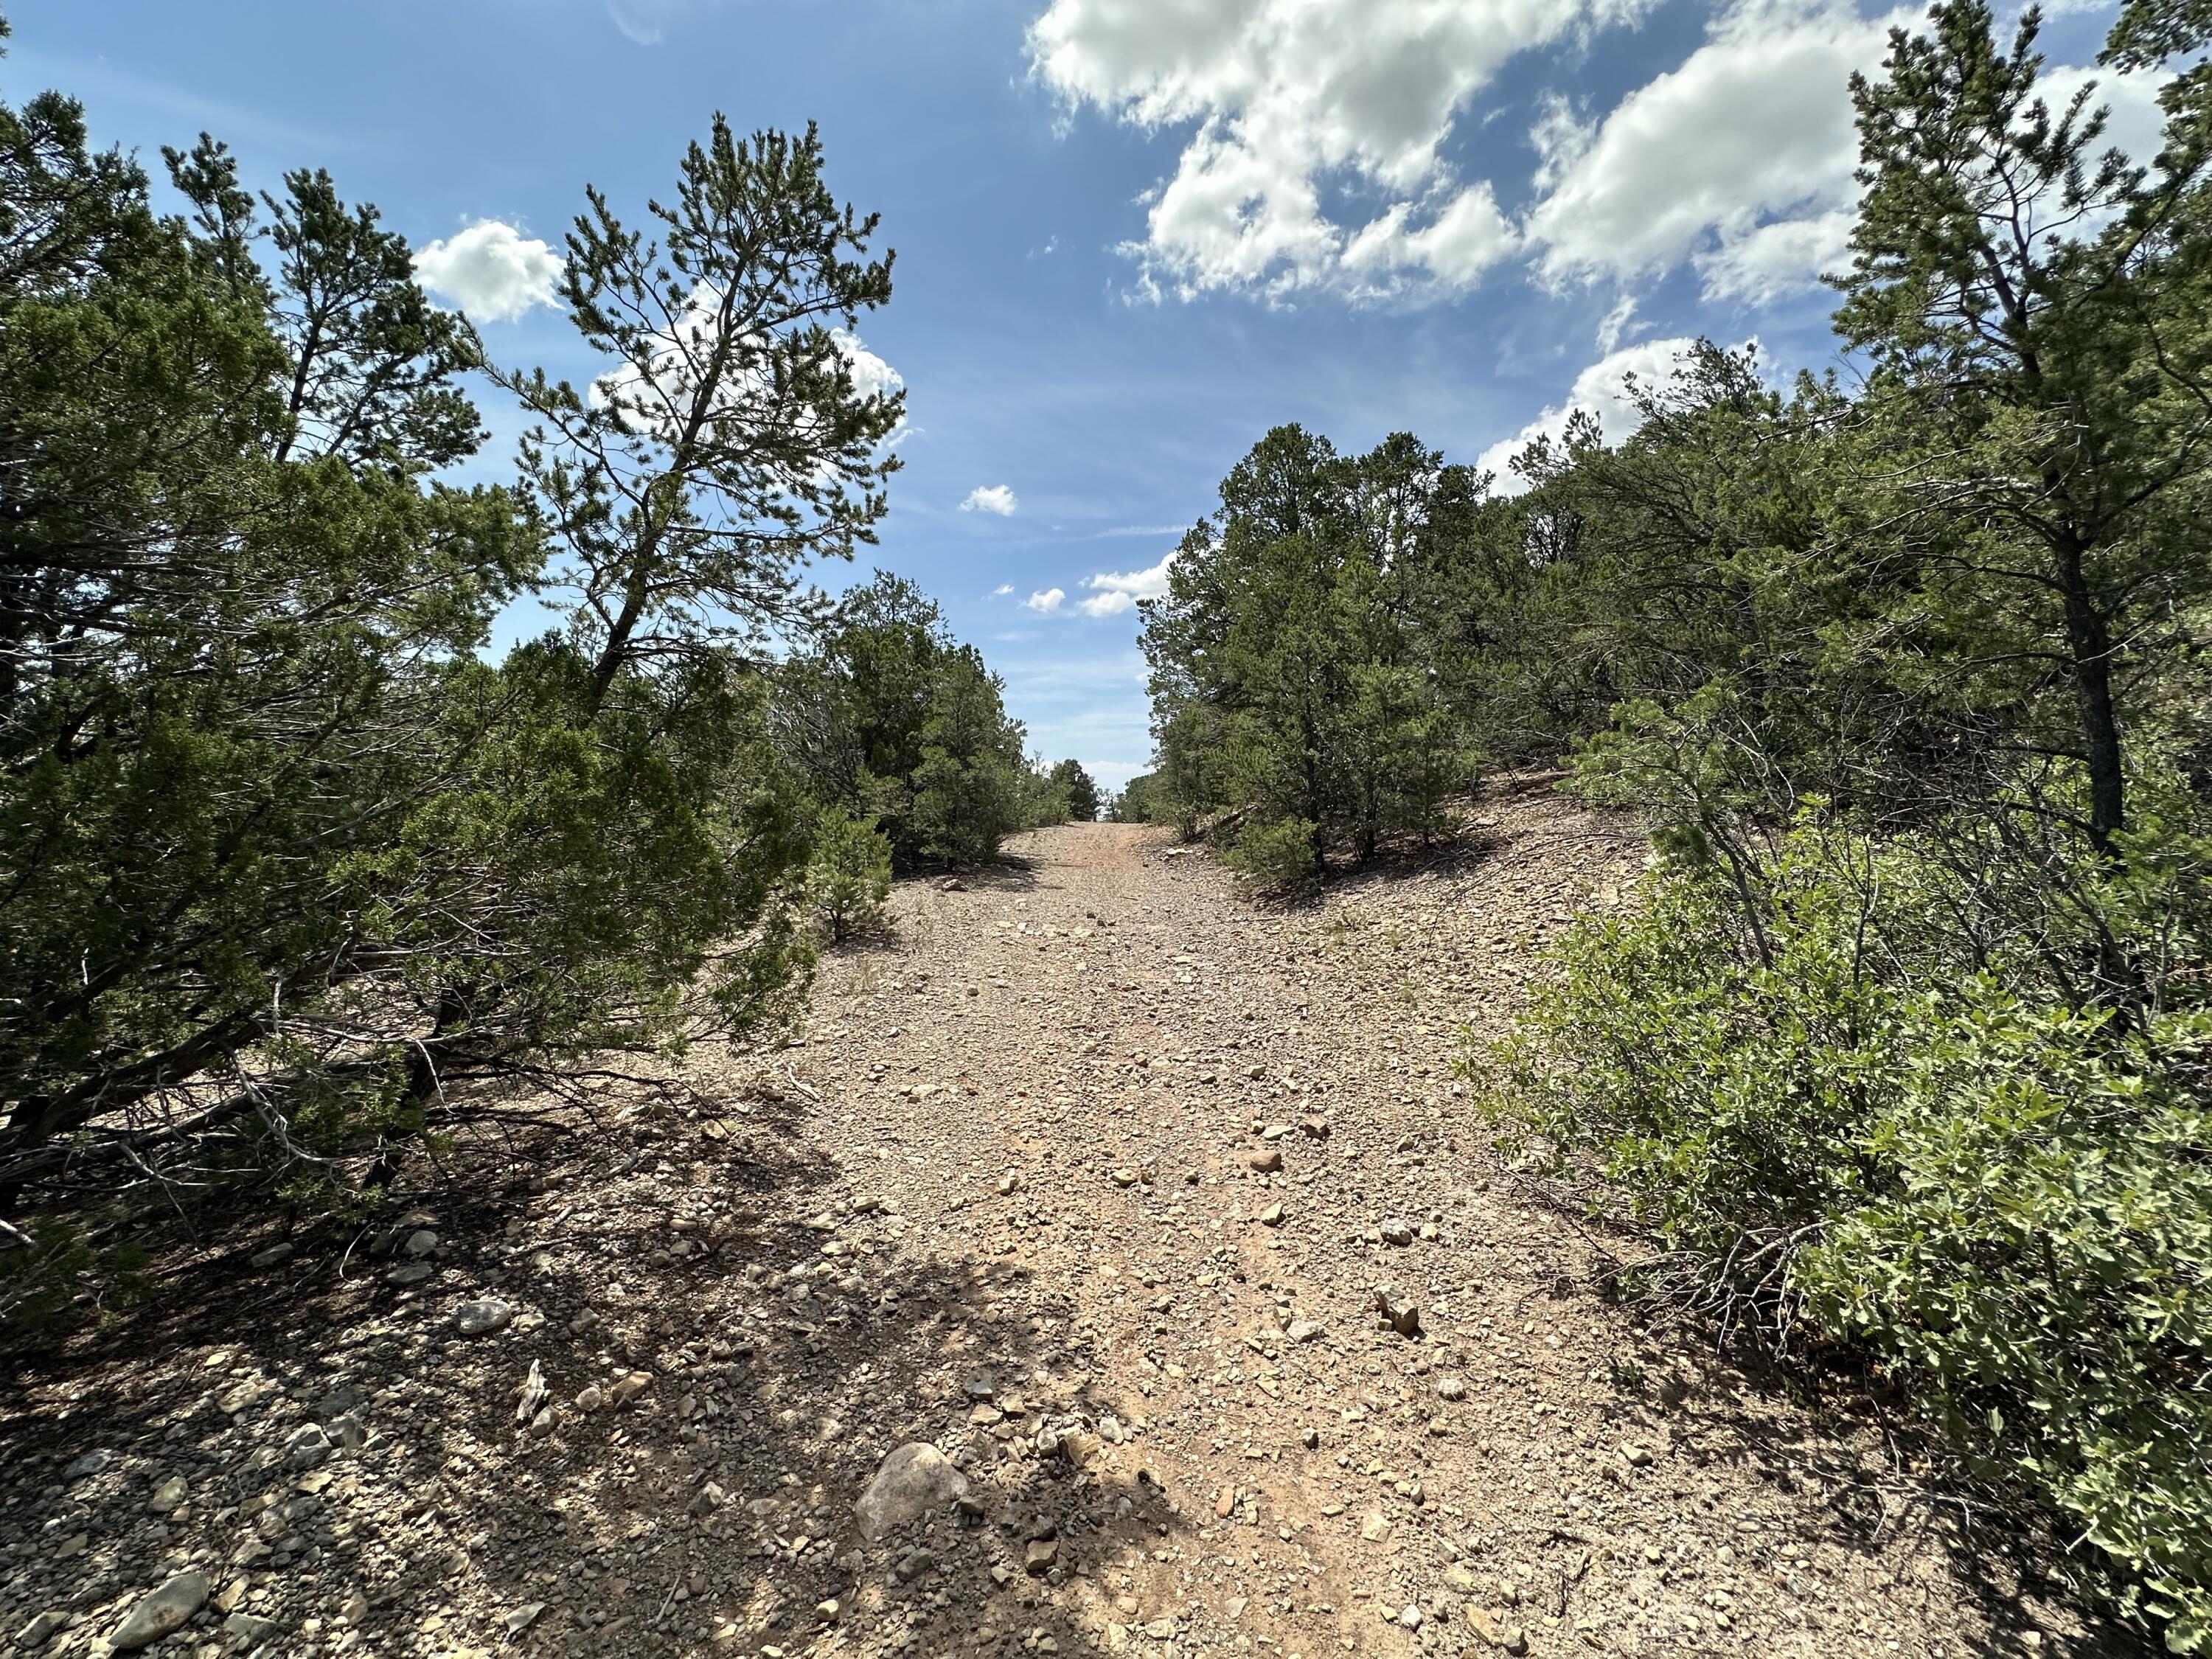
[10, 0, 2157, 790]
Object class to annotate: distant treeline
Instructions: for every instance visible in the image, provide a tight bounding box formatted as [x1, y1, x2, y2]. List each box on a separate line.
[1141, 0, 2212, 1645]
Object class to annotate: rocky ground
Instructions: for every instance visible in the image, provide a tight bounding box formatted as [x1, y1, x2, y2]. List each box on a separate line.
[0, 780, 2144, 1658]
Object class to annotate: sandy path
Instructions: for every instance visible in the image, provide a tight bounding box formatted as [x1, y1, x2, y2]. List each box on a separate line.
[0, 795, 2127, 1658]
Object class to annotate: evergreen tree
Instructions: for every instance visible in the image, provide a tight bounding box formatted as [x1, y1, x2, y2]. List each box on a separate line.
[1050, 759, 1101, 821]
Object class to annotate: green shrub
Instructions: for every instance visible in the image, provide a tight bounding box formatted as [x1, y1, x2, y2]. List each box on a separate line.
[1228, 817, 1321, 897]
[806, 811, 893, 943]
[1481, 818, 2212, 1646]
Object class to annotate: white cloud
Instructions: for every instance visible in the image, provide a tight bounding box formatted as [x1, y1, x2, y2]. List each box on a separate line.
[1027, 0, 1630, 302]
[1523, 0, 2174, 305]
[1026, 587, 1066, 613]
[1077, 552, 1175, 618]
[993, 583, 1015, 597]
[1525, 0, 1896, 301]
[413, 220, 563, 321]
[961, 484, 1020, 515]
[1029, 0, 2175, 313]
[1475, 336, 1711, 491]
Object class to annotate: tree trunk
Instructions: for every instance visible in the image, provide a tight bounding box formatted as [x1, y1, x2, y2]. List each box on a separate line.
[2051, 534, 2126, 850]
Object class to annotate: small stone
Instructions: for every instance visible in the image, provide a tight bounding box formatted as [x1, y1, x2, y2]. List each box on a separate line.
[1111, 1167, 1140, 1187]
[1224, 1596, 1248, 1621]
[1360, 1512, 1393, 1544]
[505, 1602, 546, 1635]
[815, 1598, 842, 1622]
[222, 1613, 279, 1645]
[1399, 1603, 1424, 1630]
[1380, 1218, 1414, 1246]
[608, 1371, 653, 1406]
[453, 1298, 511, 1336]
[574, 1384, 605, 1411]
[1259, 1202, 1285, 1227]
[63, 1448, 114, 1479]
[855, 1443, 969, 1540]
[248, 1242, 294, 1270]
[1621, 1441, 1655, 1467]
[1299, 1115, 1330, 1139]
[1374, 1284, 1422, 1338]
[964, 1369, 997, 1402]
[402, 1228, 439, 1258]
[1436, 1376, 1468, 1402]
[1214, 1486, 1236, 1518]
[1260, 1124, 1293, 1141]
[147, 1475, 187, 1513]
[383, 1261, 433, 1287]
[1248, 1148, 1283, 1174]
[1287, 1318, 1322, 1343]
[14, 1612, 64, 1649]
[110, 1571, 210, 1651]
[997, 1172, 1020, 1196]
[341, 1591, 369, 1625]
[1301, 1427, 1321, 1449]
[1024, 1538, 1060, 1576]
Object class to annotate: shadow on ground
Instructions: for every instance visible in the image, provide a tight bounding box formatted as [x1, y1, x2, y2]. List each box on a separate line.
[0, 1069, 1192, 1657]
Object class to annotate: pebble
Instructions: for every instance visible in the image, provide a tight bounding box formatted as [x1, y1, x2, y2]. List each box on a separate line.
[248, 1242, 294, 1269]
[453, 1299, 512, 1336]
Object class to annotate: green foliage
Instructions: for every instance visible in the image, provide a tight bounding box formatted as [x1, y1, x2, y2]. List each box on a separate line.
[1051, 758, 1102, 822]
[1143, 428, 1478, 878]
[1137, 0, 2212, 1641]
[1226, 817, 1322, 897]
[776, 573, 1032, 866]
[1482, 810, 2212, 1644]
[1109, 773, 1166, 823]
[0, 32, 1025, 1333]
[805, 810, 894, 944]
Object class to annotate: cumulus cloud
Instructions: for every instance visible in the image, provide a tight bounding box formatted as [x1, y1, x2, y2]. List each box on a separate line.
[413, 220, 563, 321]
[1029, 0, 2174, 311]
[1524, 0, 1896, 300]
[1026, 587, 1067, 613]
[1026, 0, 1623, 302]
[1475, 336, 1713, 491]
[961, 484, 1020, 515]
[1523, 0, 2174, 304]
[1077, 552, 1175, 618]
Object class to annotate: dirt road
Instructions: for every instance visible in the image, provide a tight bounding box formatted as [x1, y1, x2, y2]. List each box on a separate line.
[0, 796, 2121, 1658]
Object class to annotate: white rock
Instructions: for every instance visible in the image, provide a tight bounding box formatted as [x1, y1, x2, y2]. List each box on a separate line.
[855, 1442, 969, 1540]
[109, 1571, 209, 1651]
[453, 1299, 511, 1336]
